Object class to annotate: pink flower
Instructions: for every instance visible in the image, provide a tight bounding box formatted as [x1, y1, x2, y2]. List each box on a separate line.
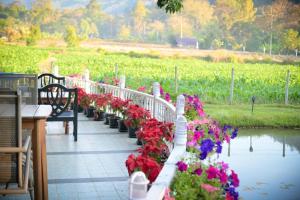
[137, 86, 146, 92]
[225, 134, 230, 143]
[218, 170, 228, 184]
[218, 161, 229, 171]
[230, 170, 240, 187]
[201, 183, 219, 193]
[206, 165, 218, 179]
[194, 167, 202, 176]
[164, 188, 175, 200]
[187, 140, 196, 147]
[193, 130, 203, 141]
[165, 93, 171, 102]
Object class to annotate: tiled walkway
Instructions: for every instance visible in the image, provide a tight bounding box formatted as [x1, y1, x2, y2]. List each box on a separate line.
[1, 113, 137, 200]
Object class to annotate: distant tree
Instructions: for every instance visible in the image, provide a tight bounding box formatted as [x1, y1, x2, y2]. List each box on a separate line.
[79, 19, 98, 39]
[119, 25, 130, 40]
[167, 14, 193, 37]
[26, 25, 41, 45]
[31, 0, 54, 24]
[149, 20, 164, 41]
[64, 25, 79, 47]
[281, 29, 299, 53]
[133, 0, 147, 38]
[182, 0, 214, 30]
[86, 0, 102, 19]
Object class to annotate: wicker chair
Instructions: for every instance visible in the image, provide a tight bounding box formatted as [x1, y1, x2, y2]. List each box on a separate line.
[0, 91, 33, 199]
[0, 74, 38, 104]
[38, 73, 65, 88]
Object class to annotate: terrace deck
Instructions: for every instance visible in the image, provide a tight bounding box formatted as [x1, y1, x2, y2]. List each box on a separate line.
[1, 113, 137, 200]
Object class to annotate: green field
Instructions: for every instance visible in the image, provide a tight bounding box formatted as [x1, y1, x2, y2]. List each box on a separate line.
[1, 44, 299, 105]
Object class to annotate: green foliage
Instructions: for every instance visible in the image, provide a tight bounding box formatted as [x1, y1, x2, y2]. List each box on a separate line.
[0, 45, 299, 105]
[157, 0, 183, 13]
[26, 25, 41, 46]
[64, 26, 79, 47]
[281, 29, 299, 52]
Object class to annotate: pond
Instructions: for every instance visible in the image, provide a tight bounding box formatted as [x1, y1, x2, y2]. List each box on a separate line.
[217, 129, 300, 200]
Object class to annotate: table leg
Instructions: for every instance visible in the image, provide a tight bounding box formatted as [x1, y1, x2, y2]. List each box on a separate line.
[32, 119, 48, 200]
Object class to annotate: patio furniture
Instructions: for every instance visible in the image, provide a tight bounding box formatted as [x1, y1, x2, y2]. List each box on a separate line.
[38, 84, 78, 141]
[38, 73, 65, 88]
[0, 91, 33, 199]
[0, 74, 38, 104]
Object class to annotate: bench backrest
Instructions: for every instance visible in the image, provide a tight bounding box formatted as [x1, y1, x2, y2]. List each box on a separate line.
[0, 74, 38, 104]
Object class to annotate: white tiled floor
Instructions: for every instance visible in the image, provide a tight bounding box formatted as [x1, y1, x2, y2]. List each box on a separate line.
[0, 113, 137, 200]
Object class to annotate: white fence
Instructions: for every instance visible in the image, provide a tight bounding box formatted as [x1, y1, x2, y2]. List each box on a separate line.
[65, 75, 176, 123]
[64, 71, 185, 200]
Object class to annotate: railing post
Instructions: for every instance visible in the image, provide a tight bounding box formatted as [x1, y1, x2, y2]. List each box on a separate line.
[84, 69, 90, 94]
[152, 82, 160, 118]
[119, 75, 126, 99]
[176, 94, 185, 119]
[174, 115, 187, 146]
[52, 65, 59, 76]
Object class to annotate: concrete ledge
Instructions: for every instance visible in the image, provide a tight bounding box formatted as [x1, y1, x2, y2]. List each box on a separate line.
[146, 145, 186, 200]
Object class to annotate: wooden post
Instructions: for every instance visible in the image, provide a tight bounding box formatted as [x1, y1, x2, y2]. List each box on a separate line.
[285, 70, 290, 105]
[52, 65, 59, 76]
[84, 69, 90, 94]
[296, 49, 298, 57]
[229, 68, 234, 104]
[115, 64, 118, 79]
[175, 66, 178, 94]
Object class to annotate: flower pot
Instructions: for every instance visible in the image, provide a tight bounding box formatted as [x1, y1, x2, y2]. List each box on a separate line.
[128, 127, 138, 138]
[118, 119, 128, 132]
[136, 138, 142, 145]
[87, 107, 95, 118]
[94, 110, 105, 121]
[109, 116, 120, 128]
[77, 105, 83, 113]
[84, 108, 87, 115]
[104, 113, 114, 125]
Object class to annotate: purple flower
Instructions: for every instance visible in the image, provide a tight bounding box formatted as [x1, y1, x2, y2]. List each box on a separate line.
[199, 151, 208, 160]
[208, 129, 214, 135]
[200, 139, 214, 153]
[216, 141, 222, 154]
[193, 168, 202, 176]
[159, 86, 164, 95]
[176, 161, 188, 172]
[231, 128, 238, 139]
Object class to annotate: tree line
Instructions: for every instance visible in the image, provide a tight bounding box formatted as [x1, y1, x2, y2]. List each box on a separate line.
[0, 0, 299, 55]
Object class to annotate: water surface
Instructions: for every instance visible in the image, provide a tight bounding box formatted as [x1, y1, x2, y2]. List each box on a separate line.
[217, 129, 300, 200]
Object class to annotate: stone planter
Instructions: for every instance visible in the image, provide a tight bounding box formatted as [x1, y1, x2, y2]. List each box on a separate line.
[94, 110, 105, 121]
[128, 127, 138, 138]
[109, 116, 120, 128]
[118, 119, 128, 132]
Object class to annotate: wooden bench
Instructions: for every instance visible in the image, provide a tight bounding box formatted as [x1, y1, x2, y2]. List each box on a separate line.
[38, 84, 78, 141]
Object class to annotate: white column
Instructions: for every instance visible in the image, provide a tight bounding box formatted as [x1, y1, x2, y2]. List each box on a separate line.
[176, 94, 185, 118]
[152, 82, 160, 118]
[52, 65, 59, 76]
[174, 115, 187, 146]
[84, 69, 90, 94]
[119, 75, 126, 99]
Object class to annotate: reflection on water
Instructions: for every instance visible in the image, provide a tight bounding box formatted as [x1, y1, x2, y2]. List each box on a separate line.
[217, 129, 300, 200]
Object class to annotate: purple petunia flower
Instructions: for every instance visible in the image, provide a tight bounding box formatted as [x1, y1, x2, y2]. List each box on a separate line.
[231, 128, 238, 139]
[199, 151, 208, 160]
[216, 141, 222, 154]
[176, 161, 188, 172]
[200, 138, 214, 153]
[208, 129, 214, 135]
[165, 93, 171, 102]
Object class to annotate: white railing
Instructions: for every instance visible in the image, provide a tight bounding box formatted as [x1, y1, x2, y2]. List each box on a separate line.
[63, 70, 185, 200]
[65, 75, 176, 123]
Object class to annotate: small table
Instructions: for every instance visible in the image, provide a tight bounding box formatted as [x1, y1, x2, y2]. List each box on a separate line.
[0, 105, 52, 200]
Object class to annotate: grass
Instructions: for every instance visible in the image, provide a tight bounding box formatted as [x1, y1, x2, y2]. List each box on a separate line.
[204, 104, 300, 128]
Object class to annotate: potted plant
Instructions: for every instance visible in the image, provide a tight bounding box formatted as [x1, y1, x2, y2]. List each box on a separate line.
[76, 87, 86, 113]
[103, 93, 114, 125]
[80, 94, 91, 116]
[124, 104, 151, 138]
[94, 94, 109, 121]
